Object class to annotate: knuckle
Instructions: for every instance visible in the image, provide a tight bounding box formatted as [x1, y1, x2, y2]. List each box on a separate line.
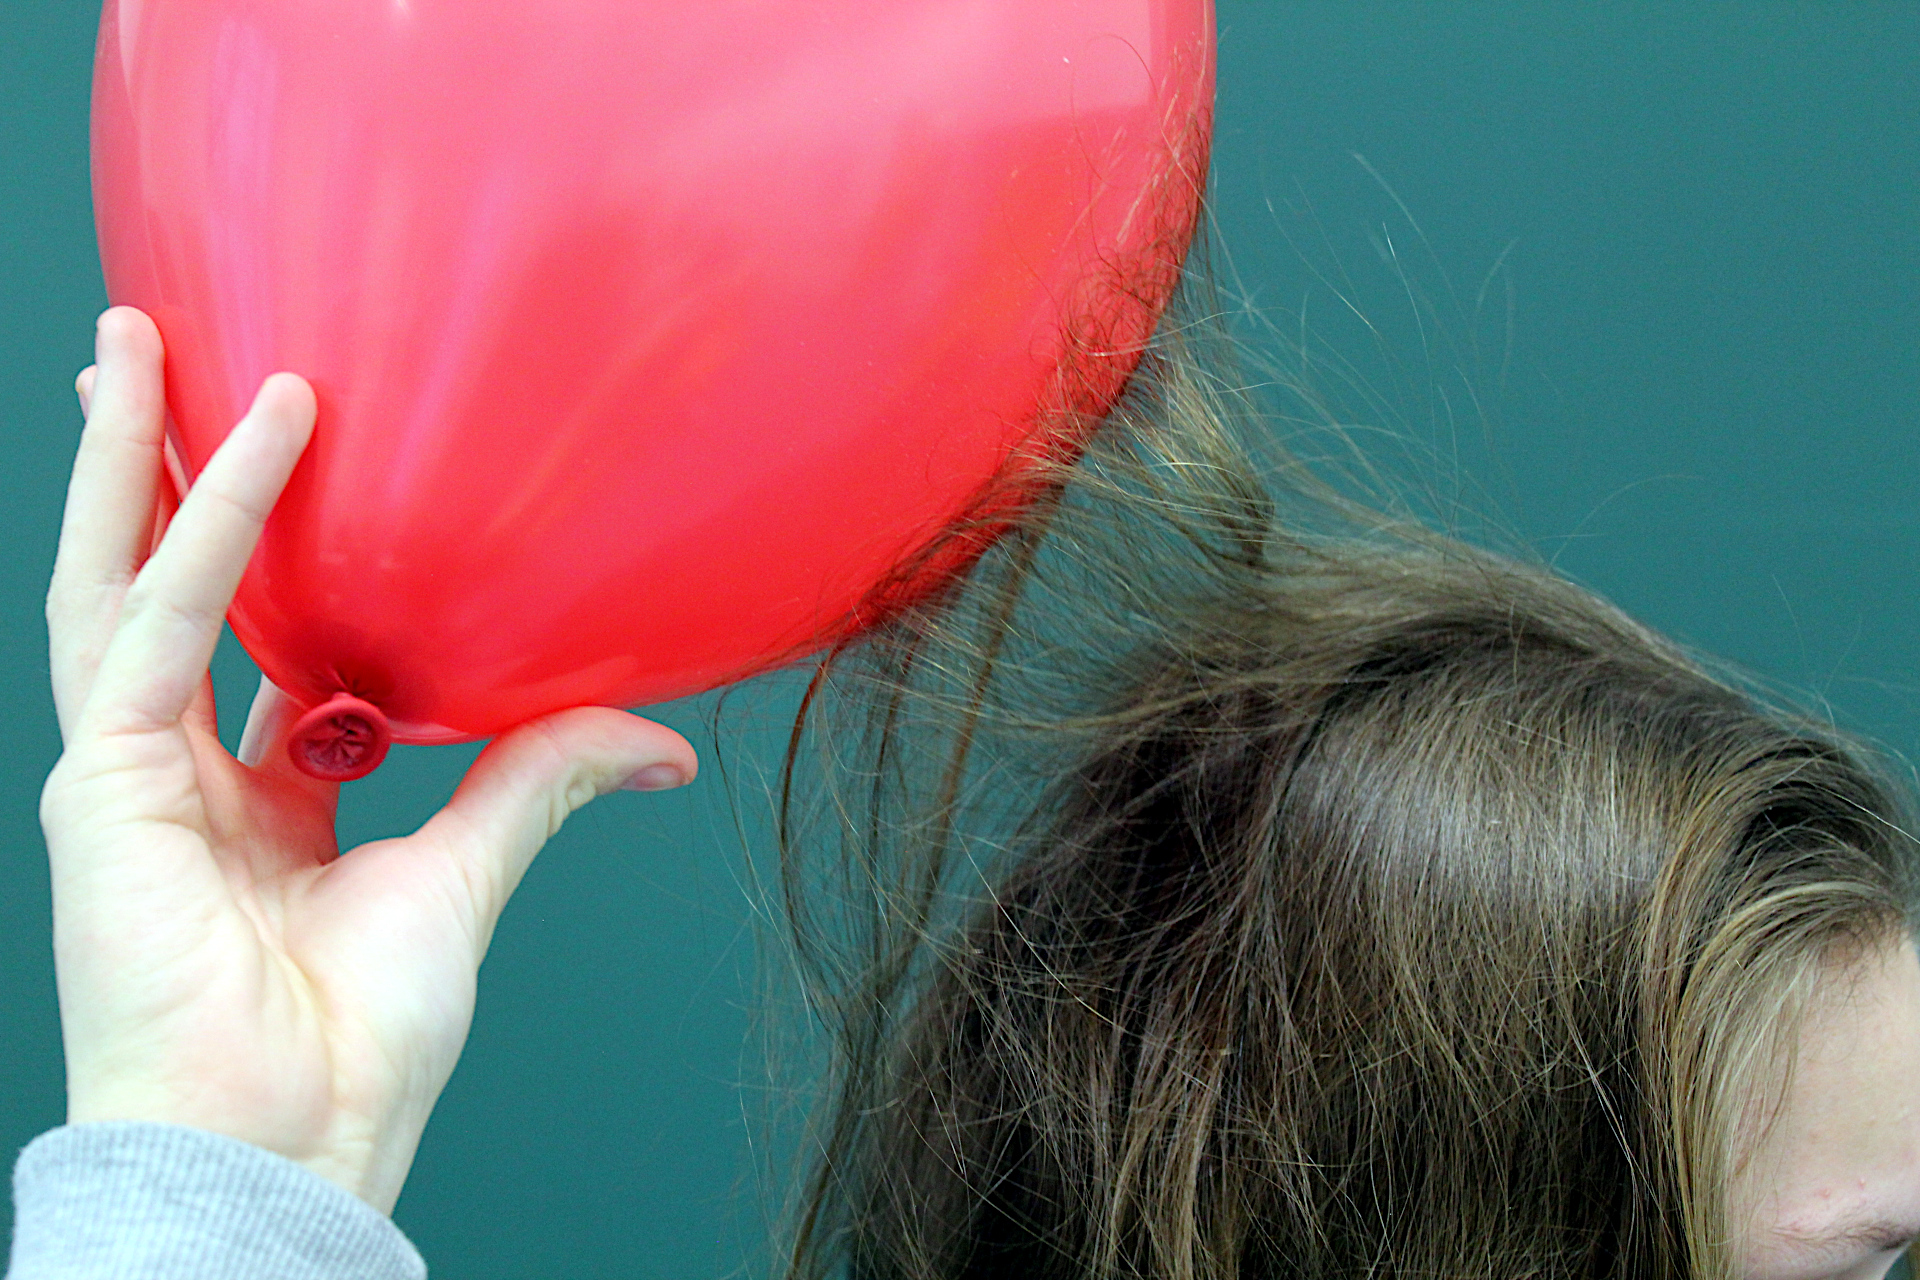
[196, 480, 273, 529]
[38, 767, 71, 825]
[524, 721, 619, 819]
[45, 579, 82, 621]
[544, 791, 575, 844]
[37, 757, 98, 833]
[560, 772, 602, 816]
[121, 580, 209, 632]
[46, 579, 130, 631]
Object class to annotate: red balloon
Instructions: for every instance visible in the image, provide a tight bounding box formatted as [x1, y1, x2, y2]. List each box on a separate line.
[91, 0, 1215, 761]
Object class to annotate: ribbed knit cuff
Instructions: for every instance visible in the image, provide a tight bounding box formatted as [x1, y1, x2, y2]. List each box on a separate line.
[7, 1123, 426, 1280]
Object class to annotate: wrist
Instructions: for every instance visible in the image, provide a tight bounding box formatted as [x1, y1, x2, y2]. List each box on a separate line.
[66, 1091, 419, 1215]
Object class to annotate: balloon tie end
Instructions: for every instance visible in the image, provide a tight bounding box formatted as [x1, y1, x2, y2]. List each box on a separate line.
[288, 694, 392, 782]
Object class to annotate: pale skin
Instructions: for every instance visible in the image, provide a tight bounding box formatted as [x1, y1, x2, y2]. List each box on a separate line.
[35, 307, 1920, 1274]
[41, 306, 697, 1214]
[1732, 940, 1920, 1280]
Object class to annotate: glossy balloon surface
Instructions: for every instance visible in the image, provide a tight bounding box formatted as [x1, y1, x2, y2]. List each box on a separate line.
[92, 0, 1214, 742]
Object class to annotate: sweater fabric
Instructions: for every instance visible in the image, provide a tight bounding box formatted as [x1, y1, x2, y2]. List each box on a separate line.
[6, 1123, 427, 1279]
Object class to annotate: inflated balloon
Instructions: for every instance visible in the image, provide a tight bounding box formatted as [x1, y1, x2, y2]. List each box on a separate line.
[91, 0, 1215, 778]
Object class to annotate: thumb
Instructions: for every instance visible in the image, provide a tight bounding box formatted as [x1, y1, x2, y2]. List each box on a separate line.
[413, 706, 697, 939]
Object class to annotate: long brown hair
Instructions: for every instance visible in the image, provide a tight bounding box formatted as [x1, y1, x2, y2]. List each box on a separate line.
[763, 244, 1919, 1280]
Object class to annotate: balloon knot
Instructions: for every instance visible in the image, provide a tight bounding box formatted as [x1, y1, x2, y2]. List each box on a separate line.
[288, 694, 393, 782]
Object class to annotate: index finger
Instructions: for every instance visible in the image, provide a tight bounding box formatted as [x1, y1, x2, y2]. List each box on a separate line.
[76, 373, 316, 742]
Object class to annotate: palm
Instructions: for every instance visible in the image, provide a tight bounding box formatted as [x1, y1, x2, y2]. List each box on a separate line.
[46, 687, 486, 1207]
[41, 308, 695, 1212]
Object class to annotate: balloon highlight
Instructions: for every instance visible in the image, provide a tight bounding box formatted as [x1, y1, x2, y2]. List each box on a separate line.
[92, 0, 1216, 772]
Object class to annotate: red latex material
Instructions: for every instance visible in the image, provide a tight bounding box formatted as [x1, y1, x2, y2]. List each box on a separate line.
[287, 694, 392, 781]
[92, 0, 1215, 747]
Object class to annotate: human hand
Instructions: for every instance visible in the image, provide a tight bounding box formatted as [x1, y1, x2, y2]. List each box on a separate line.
[39, 307, 697, 1214]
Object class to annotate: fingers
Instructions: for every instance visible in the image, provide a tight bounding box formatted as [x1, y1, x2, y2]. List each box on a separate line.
[237, 673, 299, 768]
[76, 372, 316, 741]
[414, 707, 697, 940]
[182, 671, 220, 741]
[235, 673, 343, 808]
[48, 311, 168, 739]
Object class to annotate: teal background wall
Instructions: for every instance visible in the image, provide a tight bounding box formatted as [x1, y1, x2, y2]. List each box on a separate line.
[4, 3, 1917, 1276]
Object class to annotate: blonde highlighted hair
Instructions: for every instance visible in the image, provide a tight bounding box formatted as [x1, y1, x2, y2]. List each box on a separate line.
[766, 250, 1918, 1280]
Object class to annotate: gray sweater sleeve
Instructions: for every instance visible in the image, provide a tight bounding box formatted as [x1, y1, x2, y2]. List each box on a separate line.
[6, 1123, 427, 1280]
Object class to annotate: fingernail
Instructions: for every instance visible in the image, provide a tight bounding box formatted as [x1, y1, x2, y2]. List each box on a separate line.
[622, 764, 688, 793]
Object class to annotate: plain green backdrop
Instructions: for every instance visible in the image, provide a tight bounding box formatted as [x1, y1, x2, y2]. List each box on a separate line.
[4, 3, 1918, 1276]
